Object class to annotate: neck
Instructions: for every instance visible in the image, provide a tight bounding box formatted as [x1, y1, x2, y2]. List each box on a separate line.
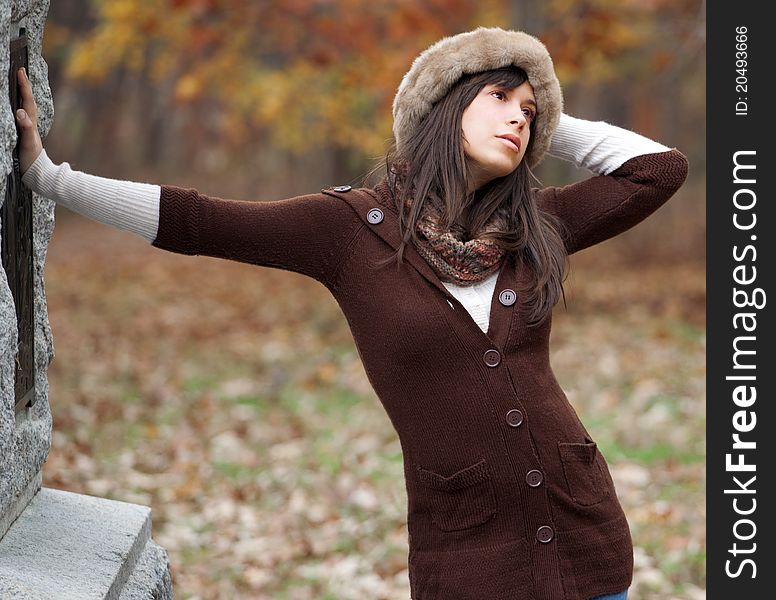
[466, 173, 486, 194]
[466, 161, 490, 194]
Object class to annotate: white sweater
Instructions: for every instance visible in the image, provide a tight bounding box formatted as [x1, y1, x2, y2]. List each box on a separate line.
[22, 114, 670, 332]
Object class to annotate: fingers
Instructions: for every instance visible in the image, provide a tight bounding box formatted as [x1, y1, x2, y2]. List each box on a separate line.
[16, 67, 38, 122]
[13, 68, 44, 174]
[15, 106, 42, 149]
[15, 108, 33, 130]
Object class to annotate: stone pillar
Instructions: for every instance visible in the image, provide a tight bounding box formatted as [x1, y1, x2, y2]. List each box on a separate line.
[0, 2, 173, 598]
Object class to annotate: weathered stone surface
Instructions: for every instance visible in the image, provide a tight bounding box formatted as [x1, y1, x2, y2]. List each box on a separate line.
[119, 541, 174, 600]
[1, 0, 55, 541]
[0, 488, 172, 600]
[0, 471, 39, 550]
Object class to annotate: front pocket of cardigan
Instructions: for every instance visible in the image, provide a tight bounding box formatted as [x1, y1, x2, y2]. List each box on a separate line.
[415, 459, 497, 531]
[558, 437, 610, 506]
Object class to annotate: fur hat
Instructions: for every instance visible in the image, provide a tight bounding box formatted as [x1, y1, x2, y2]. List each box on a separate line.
[392, 27, 563, 168]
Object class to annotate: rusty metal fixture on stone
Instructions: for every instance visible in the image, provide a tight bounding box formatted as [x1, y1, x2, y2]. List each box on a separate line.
[2, 27, 35, 413]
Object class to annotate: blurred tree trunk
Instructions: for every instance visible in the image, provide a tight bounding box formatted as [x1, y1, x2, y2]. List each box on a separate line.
[509, 1, 545, 32]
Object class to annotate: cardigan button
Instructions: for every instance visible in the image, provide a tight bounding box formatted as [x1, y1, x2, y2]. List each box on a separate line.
[526, 470, 543, 487]
[498, 288, 517, 306]
[483, 349, 501, 367]
[536, 525, 554, 543]
[505, 409, 524, 427]
[333, 185, 352, 192]
[366, 208, 384, 224]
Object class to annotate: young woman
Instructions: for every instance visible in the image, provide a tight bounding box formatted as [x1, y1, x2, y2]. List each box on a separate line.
[16, 27, 687, 600]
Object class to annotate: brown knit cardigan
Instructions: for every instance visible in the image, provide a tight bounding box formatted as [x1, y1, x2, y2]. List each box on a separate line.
[152, 149, 689, 600]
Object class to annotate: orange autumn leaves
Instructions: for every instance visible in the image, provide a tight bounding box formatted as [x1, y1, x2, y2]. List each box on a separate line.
[61, 0, 482, 155]
[53, 0, 700, 156]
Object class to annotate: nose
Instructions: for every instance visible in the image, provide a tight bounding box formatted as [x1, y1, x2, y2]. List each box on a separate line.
[509, 112, 527, 129]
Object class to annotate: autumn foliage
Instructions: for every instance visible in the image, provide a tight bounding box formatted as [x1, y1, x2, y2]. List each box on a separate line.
[49, 0, 704, 158]
[59, 0, 482, 154]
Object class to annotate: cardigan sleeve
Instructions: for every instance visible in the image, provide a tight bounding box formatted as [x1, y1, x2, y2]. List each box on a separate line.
[537, 114, 689, 254]
[151, 185, 363, 287]
[536, 148, 689, 255]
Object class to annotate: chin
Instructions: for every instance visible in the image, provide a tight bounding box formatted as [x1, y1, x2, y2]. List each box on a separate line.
[494, 163, 520, 179]
[480, 162, 515, 179]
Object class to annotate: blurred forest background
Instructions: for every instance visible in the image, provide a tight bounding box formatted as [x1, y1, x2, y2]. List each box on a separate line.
[38, 1, 706, 598]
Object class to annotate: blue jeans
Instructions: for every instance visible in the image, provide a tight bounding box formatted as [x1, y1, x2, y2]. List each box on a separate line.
[589, 591, 628, 600]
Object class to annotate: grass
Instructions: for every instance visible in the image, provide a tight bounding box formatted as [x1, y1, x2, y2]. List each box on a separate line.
[600, 440, 704, 466]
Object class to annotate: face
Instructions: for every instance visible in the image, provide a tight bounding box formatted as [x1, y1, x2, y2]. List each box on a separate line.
[460, 80, 536, 191]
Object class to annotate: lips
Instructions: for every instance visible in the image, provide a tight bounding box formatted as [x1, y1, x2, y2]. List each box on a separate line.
[496, 134, 521, 153]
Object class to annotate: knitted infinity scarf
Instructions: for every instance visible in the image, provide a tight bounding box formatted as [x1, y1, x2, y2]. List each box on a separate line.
[411, 195, 508, 286]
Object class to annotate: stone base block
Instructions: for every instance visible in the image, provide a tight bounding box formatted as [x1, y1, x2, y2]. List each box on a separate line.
[0, 487, 172, 599]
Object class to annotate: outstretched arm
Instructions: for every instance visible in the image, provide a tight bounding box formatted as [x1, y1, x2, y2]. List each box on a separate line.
[15, 67, 363, 287]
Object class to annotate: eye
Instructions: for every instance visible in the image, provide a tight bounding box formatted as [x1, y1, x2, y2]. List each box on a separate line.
[522, 107, 536, 121]
[490, 90, 507, 101]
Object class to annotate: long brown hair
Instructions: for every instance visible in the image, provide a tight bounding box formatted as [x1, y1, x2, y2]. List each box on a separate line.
[376, 66, 569, 326]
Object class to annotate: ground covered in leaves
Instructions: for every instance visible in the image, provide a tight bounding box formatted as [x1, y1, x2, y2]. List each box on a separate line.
[42, 213, 705, 599]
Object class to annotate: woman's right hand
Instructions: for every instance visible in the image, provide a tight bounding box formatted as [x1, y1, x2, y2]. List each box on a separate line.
[15, 67, 44, 175]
